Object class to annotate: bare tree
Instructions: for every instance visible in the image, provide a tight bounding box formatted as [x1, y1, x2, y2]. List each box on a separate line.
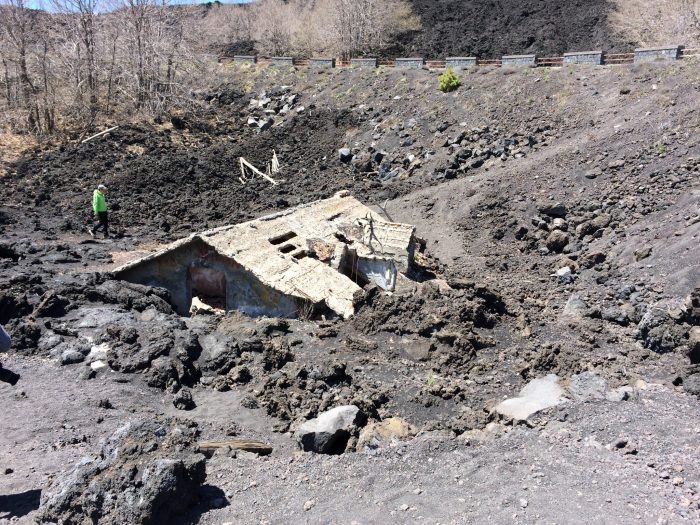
[249, 0, 296, 56]
[0, 0, 42, 130]
[246, 0, 420, 59]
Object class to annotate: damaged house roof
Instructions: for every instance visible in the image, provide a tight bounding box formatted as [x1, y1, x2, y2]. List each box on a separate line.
[113, 191, 416, 318]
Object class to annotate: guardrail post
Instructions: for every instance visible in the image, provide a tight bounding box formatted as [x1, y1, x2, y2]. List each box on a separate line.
[310, 58, 336, 68]
[270, 57, 294, 67]
[395, 58, 425, 69]
[502, 54, 536, 66]
[563, 51, 603, 65]
[233, 55, 257, 64]
[445, 57, 477, 69]
[350, 58, 378, 68]
[634, 46, 681, 63]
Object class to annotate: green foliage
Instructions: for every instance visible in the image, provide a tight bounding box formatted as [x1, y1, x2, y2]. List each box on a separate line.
[438, 67, 461, 92]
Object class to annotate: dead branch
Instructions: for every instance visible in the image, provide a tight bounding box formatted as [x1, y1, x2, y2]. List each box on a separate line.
[81, 125, 118, 143]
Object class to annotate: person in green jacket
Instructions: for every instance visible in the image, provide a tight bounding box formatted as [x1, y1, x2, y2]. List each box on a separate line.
[90, 184, 109, 238]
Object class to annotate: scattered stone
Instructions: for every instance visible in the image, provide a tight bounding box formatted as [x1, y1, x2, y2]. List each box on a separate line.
[606, 387, 633, 402]
[562, 294, 588, 319]
[538, 202, 567, 218]
[86, 343, 109, 364]
[258, 117, 274, 131]
[590, 213, 611, 230]
[555, 266, 574, 284]
[303, 499, 316, 511]
[400, 337, 433, 361]
[97, 398, 114, 409]
[688, 327, 700, 364]
[607, 159, 626, 169]
[459, 422, 505, 443]
[637, 300, 689, 353]
[339, 148, 353, 163]
[546, 230, 570, 253]
[173, 388, 196, 411]
[61, 349, 85, 365]
[552, 218, 568, 231]
[584, 167, 602, 179]
[634, 246, 652, 261]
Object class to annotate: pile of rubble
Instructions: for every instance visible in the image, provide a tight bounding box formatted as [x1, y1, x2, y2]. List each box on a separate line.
[246, 88, 304, 131]
[339, 121, 554, 185]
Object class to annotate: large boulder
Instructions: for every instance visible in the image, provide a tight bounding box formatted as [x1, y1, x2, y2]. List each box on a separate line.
[636, 300, 690, 353]
[38, 418, 206, 525]
[296, 405, 366, 454]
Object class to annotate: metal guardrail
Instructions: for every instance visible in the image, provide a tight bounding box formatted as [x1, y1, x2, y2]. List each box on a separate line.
[425, 60, 446, 69]
[536, 56, 564, 66]
[477, 59, 502, 66]
[603, 52, 635, 64]
[221, 46, 698, 70]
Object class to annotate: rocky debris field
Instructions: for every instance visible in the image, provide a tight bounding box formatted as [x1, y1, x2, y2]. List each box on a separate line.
[1, 59, 699, 523]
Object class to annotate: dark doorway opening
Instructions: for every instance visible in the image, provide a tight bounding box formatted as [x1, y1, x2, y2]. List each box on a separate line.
[189, 267, 227, 311]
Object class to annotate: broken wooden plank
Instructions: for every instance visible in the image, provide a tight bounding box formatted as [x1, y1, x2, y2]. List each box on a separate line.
[198, 439, 273, 456]
[240, 157, 280, 185]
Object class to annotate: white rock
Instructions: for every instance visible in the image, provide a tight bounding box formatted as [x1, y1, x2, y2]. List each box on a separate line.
[90, 360, 107, 371]
[296, 405, 364, 454]
[495, 374, 564, 421]
[87, 342, 109, 364]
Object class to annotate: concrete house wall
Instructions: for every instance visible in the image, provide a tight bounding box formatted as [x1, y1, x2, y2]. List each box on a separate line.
[117, 238, 299, 317]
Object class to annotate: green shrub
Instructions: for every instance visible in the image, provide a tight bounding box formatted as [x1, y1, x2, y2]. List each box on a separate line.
[438, 67, 461, 92]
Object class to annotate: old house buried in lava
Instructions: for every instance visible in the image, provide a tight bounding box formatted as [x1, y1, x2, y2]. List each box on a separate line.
[113, 191, 417, 318]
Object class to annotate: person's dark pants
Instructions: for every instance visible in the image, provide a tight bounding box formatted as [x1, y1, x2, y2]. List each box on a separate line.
[92, 211, 109, 237]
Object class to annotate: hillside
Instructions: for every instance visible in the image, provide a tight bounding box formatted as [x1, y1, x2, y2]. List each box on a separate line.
[388, 0, 626, 58]
[2, 55, 699, 523]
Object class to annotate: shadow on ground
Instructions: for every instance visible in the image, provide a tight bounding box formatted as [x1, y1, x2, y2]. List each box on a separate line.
[174, 484, 229, 525]
[0, 488, 41, 520]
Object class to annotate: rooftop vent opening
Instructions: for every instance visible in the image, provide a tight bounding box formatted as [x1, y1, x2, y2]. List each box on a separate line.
[279, 244, 296, 254]
[292, 250, 307, 260]
[269, 231, 297, 245]
[334, 232, 352, 245]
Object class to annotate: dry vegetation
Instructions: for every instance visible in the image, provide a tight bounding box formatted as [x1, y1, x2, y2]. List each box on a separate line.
[2, 0, 699, 138]
[0, 0, 211, 135]
[0, 0, 418, 136]
[612, 0, 700, 47]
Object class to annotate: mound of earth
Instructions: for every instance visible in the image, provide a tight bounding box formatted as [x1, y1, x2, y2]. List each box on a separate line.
[390, 0, 626, 59]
